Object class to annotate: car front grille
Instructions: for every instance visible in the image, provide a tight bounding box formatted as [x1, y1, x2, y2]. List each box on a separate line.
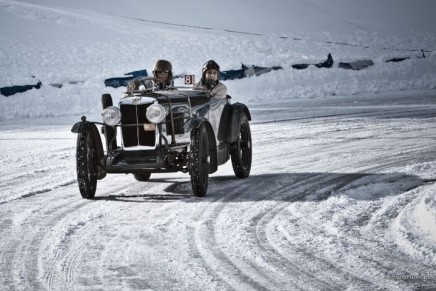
[120, 104, 156, 147]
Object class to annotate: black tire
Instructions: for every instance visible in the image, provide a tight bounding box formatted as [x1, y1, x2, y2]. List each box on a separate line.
[76, 130, 98, 199]
[133, 173, 151, 181]
[190, 125, 209, 197]
[102, 94, 117, 150]
[230, 112, 252, 178]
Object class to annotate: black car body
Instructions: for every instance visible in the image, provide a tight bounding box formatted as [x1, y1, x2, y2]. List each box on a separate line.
[71, 87, 252, 198]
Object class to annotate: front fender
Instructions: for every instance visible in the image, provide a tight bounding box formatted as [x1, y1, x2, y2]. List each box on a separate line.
[228, 103, 251, 143]
[188, 117, 218, 174]
[186, 116, 207, 132]
[71, 119, 105, 178]
[71, 121, 94, 133]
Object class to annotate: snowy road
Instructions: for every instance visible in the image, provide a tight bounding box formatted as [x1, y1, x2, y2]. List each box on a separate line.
[1, 91, 436, 290]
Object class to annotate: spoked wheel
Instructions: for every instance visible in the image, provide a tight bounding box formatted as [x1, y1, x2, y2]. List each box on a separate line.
[76, 130, 98, 199]
[230, 112, 252, 178]
[133, 173, 151, 181]
[190, 125, 209, 197]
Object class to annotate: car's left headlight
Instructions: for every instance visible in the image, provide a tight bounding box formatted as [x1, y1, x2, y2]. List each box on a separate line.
[146, 104, 167, 124]
[102, 106, 121, 126]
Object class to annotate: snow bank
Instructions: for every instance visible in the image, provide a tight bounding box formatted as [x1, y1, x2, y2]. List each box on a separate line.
[1, 0, 436, 120]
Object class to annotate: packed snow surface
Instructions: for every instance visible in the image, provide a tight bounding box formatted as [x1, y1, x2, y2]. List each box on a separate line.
[1, 0, 436, 290]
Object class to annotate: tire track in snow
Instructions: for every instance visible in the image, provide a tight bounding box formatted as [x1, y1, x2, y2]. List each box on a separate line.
[259, 162, 434, 290]
[190, 174, 375, 290]
[1, 177, 148, 290]
[252, 173, 374, 290]
[45, 210, 109, 291]
[43, 179, 168, 290]
[6, 196, 89, 290]
[55, 179, 188, 290]
[390, 184, 436, 274]
[189, 174, 354, 290]
[199, 114, 435, 290]
[186, 112, 434, 289]
[273, 191, 434, 291]
[192, 178, 281, 290]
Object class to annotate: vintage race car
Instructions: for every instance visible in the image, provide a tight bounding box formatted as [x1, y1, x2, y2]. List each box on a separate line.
[71, 83, 252, 199]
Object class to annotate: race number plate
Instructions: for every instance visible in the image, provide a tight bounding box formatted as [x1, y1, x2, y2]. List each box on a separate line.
[184, 75, 195, 85]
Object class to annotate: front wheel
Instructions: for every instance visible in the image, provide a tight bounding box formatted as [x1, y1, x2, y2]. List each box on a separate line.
[230, 112, 252, 178]
[76, 131, 98, 199]
[190, 125, 209, 197]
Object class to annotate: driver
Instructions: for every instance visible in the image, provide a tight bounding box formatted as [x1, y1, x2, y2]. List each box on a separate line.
[194, 60, 227, 99]
[127, 59, 174, 91]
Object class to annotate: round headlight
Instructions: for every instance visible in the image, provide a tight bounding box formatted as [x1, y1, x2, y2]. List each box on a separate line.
[102, 106, 121, 126]
[146, 104, 167, 124]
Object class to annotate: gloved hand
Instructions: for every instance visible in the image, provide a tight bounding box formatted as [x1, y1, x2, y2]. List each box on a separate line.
[204, 79, 216, 90]
[127, 79, 140, 91]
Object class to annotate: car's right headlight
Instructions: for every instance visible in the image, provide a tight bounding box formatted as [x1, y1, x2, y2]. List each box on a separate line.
[102, 106, 121, 126]
[146, 104, 167, 124]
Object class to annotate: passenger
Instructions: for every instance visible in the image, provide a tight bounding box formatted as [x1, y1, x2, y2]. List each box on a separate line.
[194, 60, 227, 99]
[127, 59, 174, 91]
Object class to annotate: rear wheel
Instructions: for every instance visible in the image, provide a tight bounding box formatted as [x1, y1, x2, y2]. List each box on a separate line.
[133, 173, 151, 181]
[190, 125, 209, 197]
[76, 130, 98, 199]
[230, 113, 252, 178]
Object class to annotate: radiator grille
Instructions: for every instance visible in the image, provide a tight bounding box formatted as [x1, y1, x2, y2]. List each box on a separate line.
[120, 104, 156, 147]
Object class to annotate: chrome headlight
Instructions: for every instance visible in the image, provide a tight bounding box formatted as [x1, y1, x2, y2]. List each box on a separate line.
[102, 106, 121, 126]
[146, 104, 167, 124]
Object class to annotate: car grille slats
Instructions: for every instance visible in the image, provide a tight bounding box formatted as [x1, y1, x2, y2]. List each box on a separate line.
[120, 104, 155, 147]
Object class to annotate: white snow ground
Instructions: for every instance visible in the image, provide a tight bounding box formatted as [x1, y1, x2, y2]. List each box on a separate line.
[1, 0, 436, 290]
